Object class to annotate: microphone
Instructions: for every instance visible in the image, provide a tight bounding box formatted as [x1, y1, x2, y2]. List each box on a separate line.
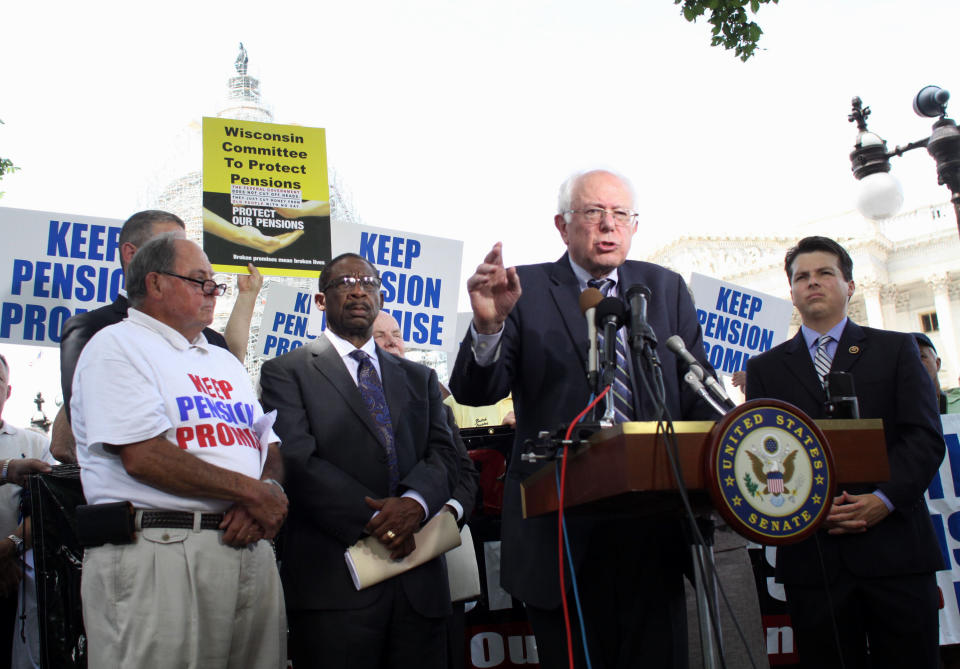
[825, 372, 860, 419]
[665, 335, 735, 409]
[594, 297, 626, 388]
[579, 288, 604, 392]
[625, 284, 657, 349]
[682, 371, 727, 417]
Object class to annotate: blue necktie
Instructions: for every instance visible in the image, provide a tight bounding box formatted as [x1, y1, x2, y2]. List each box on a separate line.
[349, 350, 400, 494]
[589, 278, 634, 423]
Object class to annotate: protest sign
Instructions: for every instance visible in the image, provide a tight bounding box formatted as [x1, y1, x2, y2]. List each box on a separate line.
[202, 117, 330, 277]
[330, 221, 462, 352]
[0, 207, 123, 347]
[690, 273, 793, 375]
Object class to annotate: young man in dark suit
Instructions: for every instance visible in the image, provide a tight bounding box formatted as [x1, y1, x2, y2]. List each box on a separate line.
[259, 253, 460, 669]
[746, 235, 945, 668]
[450, 169, 718, 668]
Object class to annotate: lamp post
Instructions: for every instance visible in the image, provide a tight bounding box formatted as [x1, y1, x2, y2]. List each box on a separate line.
[848, 86, 960, 236]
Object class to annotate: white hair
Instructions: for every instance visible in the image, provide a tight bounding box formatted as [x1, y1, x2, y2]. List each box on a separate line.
[557, 169, 637, 223]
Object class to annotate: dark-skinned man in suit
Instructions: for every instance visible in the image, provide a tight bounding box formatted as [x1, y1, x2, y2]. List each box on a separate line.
[259, 253, 459, 669]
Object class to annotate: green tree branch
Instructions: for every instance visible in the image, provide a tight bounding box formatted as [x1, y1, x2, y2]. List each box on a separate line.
[677, 0, 779, 61]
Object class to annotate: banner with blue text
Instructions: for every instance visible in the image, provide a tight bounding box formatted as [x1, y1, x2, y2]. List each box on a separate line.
[0, 207, 124, 347]
[690, 272, 793, 375]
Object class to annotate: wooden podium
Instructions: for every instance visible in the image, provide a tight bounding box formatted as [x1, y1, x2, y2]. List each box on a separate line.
[521, 417, 888, 519]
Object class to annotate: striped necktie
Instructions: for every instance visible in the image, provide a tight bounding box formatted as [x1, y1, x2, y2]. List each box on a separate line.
[349, 350, 400, 494]
[588, 278, 634, 423]
[814, 334, 834, 386]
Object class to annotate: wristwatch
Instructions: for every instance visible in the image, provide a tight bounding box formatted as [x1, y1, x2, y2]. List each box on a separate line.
[6, 535, 22, 554]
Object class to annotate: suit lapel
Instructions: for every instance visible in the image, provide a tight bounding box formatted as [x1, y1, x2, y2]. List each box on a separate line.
[831, 320, 866, 375]
[377, 348, 406, 433]
[378, 348, 412, 471]
[308, 336, 385, 447]
[782, 330, 825, 405]
[548, 254, 588, 373]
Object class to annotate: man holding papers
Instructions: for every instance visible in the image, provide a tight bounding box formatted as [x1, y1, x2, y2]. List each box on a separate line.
[260, 252, 459, 669]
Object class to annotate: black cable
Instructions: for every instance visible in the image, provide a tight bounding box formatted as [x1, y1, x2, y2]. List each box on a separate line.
[813, 532, 848, 669]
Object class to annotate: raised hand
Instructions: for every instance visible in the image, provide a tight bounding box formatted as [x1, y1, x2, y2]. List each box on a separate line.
[466, 243, 522, 334]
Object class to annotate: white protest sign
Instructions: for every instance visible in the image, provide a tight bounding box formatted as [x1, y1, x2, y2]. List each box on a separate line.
[925, 413, 960, 644]
[254, 283, 324, 358]
[689, 273, 793, 375]
[0, 207, 124, 347]
[331, 221, 463, 352]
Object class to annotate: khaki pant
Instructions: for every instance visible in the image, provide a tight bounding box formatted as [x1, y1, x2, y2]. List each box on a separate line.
[82, 527, 286, 669]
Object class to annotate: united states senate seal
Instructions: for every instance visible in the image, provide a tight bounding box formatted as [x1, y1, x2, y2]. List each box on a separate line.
[705, 399, 835, 545]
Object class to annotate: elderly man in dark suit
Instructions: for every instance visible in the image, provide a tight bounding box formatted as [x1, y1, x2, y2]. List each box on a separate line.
[259, 253, 459, 669]
[449, 169, 719, 669]
[746, 235, 945, 668]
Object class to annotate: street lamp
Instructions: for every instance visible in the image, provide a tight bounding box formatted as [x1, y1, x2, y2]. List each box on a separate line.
[848, 86, 960, 235]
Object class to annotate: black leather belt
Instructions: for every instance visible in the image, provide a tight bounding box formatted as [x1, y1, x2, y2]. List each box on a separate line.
[138, 511, 225, 531]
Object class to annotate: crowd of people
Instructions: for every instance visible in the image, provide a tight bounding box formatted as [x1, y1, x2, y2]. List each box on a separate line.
[0, 168, 950, 669]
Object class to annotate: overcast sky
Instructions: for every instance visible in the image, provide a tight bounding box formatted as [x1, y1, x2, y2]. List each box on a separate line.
[1, 0, 957, 425]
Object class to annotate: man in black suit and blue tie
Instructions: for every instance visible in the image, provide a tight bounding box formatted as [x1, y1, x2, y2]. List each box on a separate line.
[746, 236, 945, 668]
[259, 252, 459, 669]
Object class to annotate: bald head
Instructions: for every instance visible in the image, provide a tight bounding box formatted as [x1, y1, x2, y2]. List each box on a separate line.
[373, 311, 405, 357]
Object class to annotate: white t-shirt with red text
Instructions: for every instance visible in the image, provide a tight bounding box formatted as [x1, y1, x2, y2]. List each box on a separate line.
[72, 308, 277, 512]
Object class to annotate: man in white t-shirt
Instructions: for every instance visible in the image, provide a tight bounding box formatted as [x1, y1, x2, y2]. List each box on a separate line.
[71, 235, 289, 668]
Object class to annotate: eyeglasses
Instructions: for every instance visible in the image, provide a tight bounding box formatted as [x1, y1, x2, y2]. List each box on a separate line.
[564, 207, 638, 227]
[322, 275, 382, 293]
[160, 272, 227, 296]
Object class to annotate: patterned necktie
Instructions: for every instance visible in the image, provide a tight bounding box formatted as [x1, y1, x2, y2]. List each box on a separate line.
[814, 334, 834, 387]
[349, 350, 400, 494]
[588, 278, 634, 422]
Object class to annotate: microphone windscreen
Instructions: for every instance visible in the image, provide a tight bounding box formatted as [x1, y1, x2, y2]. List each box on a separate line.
[826, 372, 856, 397]
[594, 297, 626, 327]
[625, 284, 651, 301]
[664, 335, 686, 355]
[579, 287, 604, 315]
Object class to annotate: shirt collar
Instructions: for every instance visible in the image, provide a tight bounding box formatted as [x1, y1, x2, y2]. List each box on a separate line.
[323, 328, 377, 360]
[0, 422, 16, 436]
[568, 257, 618, 293]
[801, 317, 848, 350]
[127, 308, 209, 352]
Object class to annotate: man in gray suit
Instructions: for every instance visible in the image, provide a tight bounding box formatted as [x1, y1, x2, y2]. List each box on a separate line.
[259, 252, 460, 669]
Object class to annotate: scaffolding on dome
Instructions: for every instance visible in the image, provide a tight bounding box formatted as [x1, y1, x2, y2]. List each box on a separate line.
[137, 44, 423, 384]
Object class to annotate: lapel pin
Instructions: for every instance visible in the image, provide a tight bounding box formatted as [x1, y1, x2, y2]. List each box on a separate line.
[848, 345, 860, 354]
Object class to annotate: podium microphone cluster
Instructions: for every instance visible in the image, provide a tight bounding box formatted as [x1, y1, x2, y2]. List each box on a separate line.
[665, 335, 736, 413]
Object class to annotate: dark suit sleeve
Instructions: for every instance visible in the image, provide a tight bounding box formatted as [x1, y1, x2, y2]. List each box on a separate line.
[446, 406, 478, 523]
[259, 357, 382, 546]
[393, 366, 462, 516]
[744, 357, 767, 401]
[875, 335, 945, 509]
[59, 314, 99, 421]
[449, 325, 515, 408]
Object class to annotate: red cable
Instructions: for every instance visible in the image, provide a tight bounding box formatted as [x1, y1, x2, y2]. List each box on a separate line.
[557, 387, 609, 669]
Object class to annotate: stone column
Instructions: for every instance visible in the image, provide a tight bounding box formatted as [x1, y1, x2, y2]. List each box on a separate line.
[880, 285, 899, 331]
[858, 280, 884, 329]
[927, 274, 957, 379]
